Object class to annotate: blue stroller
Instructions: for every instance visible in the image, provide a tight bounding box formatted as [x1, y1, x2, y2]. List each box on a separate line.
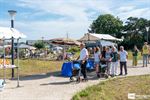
[70, 61, 81, 82]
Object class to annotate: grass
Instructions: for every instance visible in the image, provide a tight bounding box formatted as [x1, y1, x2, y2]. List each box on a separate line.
[72, 75, 150, 100]
[0, 59, 63, 78]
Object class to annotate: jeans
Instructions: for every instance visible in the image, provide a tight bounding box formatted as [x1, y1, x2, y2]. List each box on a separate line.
[106, 62, 111, 75]
[120, 62, 127, 75]
[80, 60, 87, 79]
[143, 54, 148, 67]
[111, 61, 118, 75]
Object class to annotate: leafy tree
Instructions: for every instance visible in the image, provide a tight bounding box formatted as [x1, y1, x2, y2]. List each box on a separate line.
[90, 14, 123, 38]
[34, 40, 45, 49]
[122, 17, 149, 49]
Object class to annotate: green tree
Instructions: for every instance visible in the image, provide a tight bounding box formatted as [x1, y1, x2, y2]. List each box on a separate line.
[34, 40, 45, 49]
[122, 17, 149, 49]
[90, 14, 123, 38]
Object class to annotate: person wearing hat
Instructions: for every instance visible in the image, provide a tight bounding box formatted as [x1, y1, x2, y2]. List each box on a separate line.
[142, 42, 149, 67]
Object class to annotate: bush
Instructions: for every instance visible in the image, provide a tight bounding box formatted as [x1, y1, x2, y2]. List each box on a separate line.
[67, 46, 80, 53]
[34, 41, 45, 49]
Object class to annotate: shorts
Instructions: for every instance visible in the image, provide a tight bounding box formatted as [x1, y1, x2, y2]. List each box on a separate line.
[94, 61, 100, 65]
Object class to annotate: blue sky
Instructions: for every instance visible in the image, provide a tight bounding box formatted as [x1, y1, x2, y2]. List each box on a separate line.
[0, 0, 150, 41]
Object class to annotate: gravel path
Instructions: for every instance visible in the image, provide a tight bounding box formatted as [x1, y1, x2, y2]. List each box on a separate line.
[0, 60, 150, 100]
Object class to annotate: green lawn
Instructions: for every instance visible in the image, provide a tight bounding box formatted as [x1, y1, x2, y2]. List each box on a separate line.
[0, 59, 63, 78]
[72, 75, 150, 100]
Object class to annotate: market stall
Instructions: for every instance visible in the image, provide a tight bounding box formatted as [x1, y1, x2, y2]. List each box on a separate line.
[0, 26, 26, 87]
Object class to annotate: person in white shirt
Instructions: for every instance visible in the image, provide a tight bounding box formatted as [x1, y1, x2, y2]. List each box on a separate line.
[94, 47, 101, 78]
[119, 46, 128, 75]
[77, 43, 89, 81]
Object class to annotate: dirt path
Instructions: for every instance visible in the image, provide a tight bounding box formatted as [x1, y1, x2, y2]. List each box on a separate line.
[0, 61, 150, 100]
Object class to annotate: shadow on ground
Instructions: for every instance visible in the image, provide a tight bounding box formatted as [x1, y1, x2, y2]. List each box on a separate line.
[11, 71, 63, 81]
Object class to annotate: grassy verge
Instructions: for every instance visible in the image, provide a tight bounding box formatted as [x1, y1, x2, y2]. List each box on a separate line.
[0, 59, 63, 78]
[72, 75, 150, 100]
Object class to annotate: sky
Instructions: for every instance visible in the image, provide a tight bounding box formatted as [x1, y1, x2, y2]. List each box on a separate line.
[0, 0, 150, 41]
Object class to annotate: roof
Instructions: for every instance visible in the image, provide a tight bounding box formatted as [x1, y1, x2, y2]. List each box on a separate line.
[79, 33, 123, 41]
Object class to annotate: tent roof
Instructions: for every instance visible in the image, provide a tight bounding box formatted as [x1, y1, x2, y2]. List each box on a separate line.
[14, 44, 36, 50]
[79, 33, 122, 41]
[0, 27, 26, 39]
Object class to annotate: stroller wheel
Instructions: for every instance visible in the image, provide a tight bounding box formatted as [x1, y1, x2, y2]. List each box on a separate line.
[76, 77, 80, 83]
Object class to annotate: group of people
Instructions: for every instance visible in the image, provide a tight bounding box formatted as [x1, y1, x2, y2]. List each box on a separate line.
[70, 42, 149, 82]
[70, 43, 128, 82]
[93, 45, 128, 77]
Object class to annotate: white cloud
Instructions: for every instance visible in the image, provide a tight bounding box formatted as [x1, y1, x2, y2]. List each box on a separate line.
[1, 0, 150, 40]
[117, 8, 150, 21]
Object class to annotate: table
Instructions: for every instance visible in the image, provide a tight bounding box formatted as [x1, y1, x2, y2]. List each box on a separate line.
[61, 62, 73, 77]
[61, 60, 94, 77]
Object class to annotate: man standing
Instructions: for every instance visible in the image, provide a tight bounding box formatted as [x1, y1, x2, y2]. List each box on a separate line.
[119, 46, 128, 75]
[142, 42, 149, 67]
[77, 43, 89, 81]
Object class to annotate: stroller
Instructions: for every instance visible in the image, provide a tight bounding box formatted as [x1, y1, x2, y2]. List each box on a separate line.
[99, 60, 110, 78]
[69, 61, 81, 82]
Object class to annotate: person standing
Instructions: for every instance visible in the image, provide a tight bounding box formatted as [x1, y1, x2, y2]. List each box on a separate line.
[94, 47, 101, 78]
[111, 47, 118, 76]
[119, 46, 128, 75]
[132, 45, 139, 67]
[105, 47, 113, 75]
[77, 43, 89, 81]
[101, 46, 106, 64]
[142, 42, 149, 67]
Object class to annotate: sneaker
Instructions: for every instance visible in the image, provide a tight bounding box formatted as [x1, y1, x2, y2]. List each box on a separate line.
[125, 73, 128, 75]
[97, 74, 100, 78]
[70, 77, 74, 82]
[119, 73, 122, 76]
[82, 78, 88, 82]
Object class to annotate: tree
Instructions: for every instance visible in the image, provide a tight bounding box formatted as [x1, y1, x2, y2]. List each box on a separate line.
[122, 17, 149, 49]
[90, 14, 123, 38]
[34, 40, 45, 49]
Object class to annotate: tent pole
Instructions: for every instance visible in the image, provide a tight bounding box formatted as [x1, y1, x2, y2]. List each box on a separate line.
[17, 38, 20, 87]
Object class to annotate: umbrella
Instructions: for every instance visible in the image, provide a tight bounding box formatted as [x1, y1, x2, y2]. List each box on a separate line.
[0, 27, 26, 39]
[51, 38, 81, 46]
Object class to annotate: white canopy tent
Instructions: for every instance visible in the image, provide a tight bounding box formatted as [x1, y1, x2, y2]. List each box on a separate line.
[79, 33, 123, 42]
[0, 27, 26, 39]
[0, 26, 26, 87]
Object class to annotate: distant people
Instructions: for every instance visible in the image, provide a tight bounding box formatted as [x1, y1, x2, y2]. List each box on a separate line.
[142, 42, 149, 67]
[111, 46, 118, 76]
[148, 45, 150, 64]
[94, 47, 101, 78]
[119, 46, 128, 75]
[105, 47, 113, 75]
[76, 43, 89, 81]
[132, 45, 139, 67]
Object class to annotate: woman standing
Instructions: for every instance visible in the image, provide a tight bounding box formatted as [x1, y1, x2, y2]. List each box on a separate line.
[105, 47, 113, 75]
[111, 47, 118, 76]
[132, 45, 139, 67]
[94, 47, 101, 77]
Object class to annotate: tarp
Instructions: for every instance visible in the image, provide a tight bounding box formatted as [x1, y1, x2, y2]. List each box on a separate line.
[51, 38, 81, 46]
[0, 27, 26, 39]
[79, 33, 122, 41]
